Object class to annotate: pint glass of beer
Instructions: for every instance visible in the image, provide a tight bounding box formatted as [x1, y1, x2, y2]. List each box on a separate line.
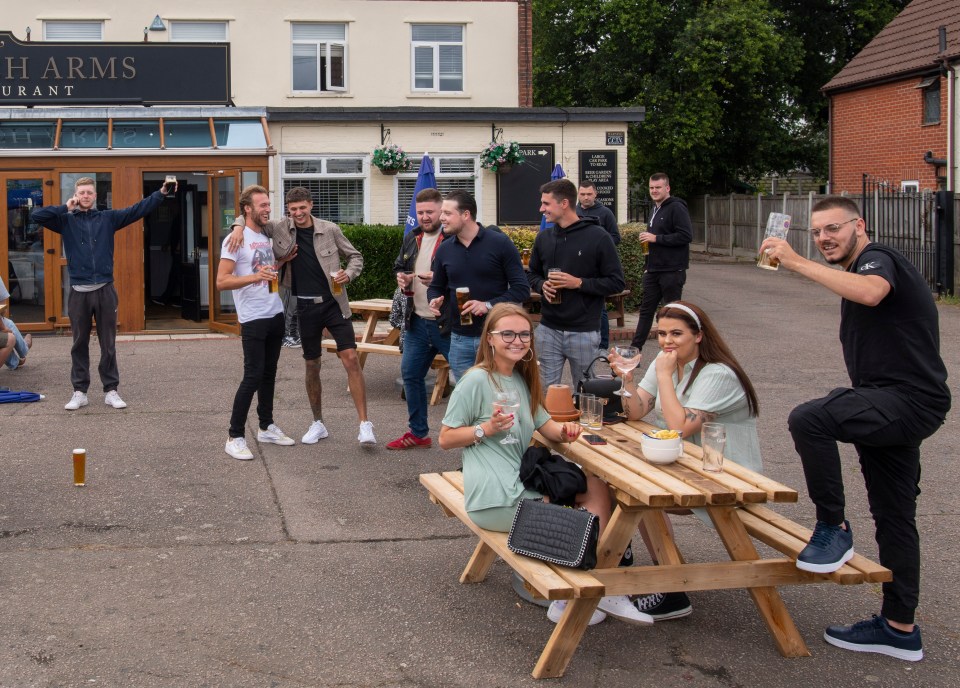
[547, 268, 563, 304]
[757, 213, 791, 271]
[330, 271, 343, 296]
[456, 287, 473, 326]
[402, 271, 415, 297]
[521, 249, 531, 267]
[73, 448, 86, 487]
[267, 265, 279, 293]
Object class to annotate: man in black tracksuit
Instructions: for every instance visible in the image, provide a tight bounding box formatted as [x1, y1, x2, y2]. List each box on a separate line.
[630, 172, 693, 350]
[529, 179, 625, 387]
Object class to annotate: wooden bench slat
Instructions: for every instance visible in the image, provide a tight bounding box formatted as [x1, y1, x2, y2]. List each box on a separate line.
[419, 473, 605, 600]
[741, 505, 892, 583]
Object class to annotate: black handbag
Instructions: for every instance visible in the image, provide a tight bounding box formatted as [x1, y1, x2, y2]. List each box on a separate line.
[507, 498, 599, 570]
[576, 354, 623, 419]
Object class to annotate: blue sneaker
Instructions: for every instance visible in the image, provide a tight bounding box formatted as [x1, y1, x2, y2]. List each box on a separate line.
[824, 615, 923, 662]
[796, 520, 854, 573]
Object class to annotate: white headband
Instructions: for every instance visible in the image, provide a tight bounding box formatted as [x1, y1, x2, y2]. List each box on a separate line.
[661, 303, 701, 330]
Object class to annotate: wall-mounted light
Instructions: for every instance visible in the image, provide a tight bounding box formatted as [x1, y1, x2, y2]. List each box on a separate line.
[149, 15, 167, 32]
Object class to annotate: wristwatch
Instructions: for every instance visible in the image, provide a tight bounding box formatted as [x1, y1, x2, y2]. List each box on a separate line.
[484, 301, 493, 310]
[474, 424, 486, 444]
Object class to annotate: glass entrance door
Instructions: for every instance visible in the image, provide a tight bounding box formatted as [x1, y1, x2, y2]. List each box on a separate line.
[208, 170, 241, 333]
[1, 173, 53, 330]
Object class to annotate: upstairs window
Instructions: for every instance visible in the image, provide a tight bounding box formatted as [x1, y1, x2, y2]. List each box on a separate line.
[411, 24, 464, 92]
[43, 21, 103, 41]
[169, 21, 228, 42]
[292, 23, 347, 93]
[921, 77, 941, 125]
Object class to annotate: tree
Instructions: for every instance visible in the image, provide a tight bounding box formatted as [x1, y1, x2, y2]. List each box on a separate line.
[533, 0, 911, 195]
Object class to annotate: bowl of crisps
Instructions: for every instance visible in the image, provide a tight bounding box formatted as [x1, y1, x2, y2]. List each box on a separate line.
[640, 429, 684, 464]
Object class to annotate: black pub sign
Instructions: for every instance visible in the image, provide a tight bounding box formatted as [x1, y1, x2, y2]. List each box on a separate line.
[578, 150, 617, 211]
[0, 31, 230, 106]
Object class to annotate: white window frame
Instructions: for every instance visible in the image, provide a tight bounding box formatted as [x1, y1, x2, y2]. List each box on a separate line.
[395, 154, 480, 223]
[169, 21, 229, 43]
[410, 24, 464, 93]
[43, 20, 104, 41]
[280, 156, 368, 224]
[901, 180, 920, 192]
[291, 23, 348, 94]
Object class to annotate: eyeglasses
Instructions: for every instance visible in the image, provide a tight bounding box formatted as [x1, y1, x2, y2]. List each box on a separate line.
[490, 330, 532, 343]
[809, 218, 858, 239]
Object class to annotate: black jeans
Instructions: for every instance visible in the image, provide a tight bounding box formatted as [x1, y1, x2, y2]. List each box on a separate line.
[229, 313, 285, 438]
[630, 270, 686, 349]
[67, 284, 119, 393]
[788, 387, 946, 624]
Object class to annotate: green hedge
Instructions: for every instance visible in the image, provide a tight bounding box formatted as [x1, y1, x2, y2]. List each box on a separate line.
[338, 224, 405, 301]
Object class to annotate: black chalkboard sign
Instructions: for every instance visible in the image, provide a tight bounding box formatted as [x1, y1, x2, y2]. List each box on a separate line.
[579, 150, 617, 213]
[496, 143, 555, 225]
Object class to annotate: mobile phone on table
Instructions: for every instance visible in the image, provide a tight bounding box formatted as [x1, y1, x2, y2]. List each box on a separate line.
[584, 434, 606, 445]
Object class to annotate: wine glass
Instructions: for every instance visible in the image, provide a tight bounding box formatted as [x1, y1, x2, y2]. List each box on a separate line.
[493, 390, 522, 445]
[612, 346, 641, 397]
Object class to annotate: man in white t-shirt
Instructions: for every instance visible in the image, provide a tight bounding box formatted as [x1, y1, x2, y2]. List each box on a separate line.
[216, 185, 296, 460]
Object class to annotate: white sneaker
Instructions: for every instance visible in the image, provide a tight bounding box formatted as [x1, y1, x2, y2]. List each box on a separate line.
[258, 424, 295, 446]
[302, 420, 329, 444]
[597, 595, 654, 625]
[225, 437, 254, 460]
[104, 390, 127, 409]
[547, 600, 607, 626]
[64, 391, 88, 410]
[358, 420, 376, 445]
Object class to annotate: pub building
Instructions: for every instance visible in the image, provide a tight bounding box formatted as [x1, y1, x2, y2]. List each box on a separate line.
[0, 3, 642, 335]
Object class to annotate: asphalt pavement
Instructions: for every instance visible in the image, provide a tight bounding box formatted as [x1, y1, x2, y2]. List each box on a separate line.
[1, 260, 958, 687]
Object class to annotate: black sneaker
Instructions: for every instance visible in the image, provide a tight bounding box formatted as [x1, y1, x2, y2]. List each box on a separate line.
[632, 592, 692, 621]
[824, 615, 923, 662]
[796, 520, 854, 573]
[619, 542, 634, 567]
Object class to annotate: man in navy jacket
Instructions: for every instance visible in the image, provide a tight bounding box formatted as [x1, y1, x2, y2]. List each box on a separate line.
[33, 176, 175, 410]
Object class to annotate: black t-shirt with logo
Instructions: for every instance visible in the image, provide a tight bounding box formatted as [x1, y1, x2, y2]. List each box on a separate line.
[840, 243, 950, 414]
[291, 227, 332, 299]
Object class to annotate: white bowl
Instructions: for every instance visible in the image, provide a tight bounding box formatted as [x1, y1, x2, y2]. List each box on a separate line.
[639, 433, 684, 464]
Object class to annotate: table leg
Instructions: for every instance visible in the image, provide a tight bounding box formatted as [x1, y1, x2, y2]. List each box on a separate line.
[597, 505, 643, 568]
[532, 598, 600, 679]
[708, 506, 811, 657]
[640, 510, 686, 565]
[459, 540, 497, 584]
[358, 313, 379, 368]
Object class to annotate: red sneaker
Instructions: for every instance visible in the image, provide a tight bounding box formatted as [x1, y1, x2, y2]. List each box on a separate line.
[386, 431, 432, 450]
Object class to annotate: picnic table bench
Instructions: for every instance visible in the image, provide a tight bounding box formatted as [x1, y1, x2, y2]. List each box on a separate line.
[420, 419, 891, 678]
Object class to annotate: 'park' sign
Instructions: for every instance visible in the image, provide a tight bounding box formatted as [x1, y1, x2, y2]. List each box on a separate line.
[0, 31, 230, 106]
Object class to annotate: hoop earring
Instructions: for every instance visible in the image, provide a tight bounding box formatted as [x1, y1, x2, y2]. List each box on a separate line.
[521, 349, 534, 362]
[490, 345, 496, 358]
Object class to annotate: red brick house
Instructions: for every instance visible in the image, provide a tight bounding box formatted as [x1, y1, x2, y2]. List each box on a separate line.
[824, 0, 958, 194]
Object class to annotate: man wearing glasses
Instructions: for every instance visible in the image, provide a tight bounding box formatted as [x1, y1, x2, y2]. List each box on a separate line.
[761, 196, 950, 662]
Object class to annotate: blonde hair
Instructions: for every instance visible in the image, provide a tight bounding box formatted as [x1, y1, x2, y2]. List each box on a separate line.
[474, 303, 543, 417]
[74, 177, 96, 189]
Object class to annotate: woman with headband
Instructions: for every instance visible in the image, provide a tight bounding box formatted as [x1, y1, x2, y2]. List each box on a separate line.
[609, 300, 761, 621]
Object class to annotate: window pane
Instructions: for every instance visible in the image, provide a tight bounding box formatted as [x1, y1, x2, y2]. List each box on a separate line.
[414, 46, 434, 89]
[438, 157, 474, 174]
[170, 21, 227, 41]
[285, 159, 322, 174]
[0, 123, 56, 149]
[164, 120, 212, 148]
[44, 21, 103, 41]
[329, 43, 345, 88]
[397, 176, 474, 224]
[60, 122, 110, 149]
[284, 179, 363, 225]
[215, 120, 267, 148]
[293, 23, 346, 41]
[438, 45, 463, 91]
[326, 158, 363, 174]
[293, 43, 319, 90]
[112, 120, 161, 148]
[924, 85, 941, 124]
[412, 25, 462, 42]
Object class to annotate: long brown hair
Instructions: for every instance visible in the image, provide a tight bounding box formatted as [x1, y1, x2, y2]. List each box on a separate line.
[474, 303, 543, 417]
[656, 301, 759, 417]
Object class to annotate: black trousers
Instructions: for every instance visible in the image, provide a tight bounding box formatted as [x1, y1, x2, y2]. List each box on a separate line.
[229, 313, 285, 438]
[630, 270, 686, 349]
[67, 285, 119, 393]
[788, 387, 946, 624]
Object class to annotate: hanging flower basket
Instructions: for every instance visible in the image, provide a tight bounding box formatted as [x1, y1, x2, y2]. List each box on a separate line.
[372, 144, 412, 174]
[479, 140, 525, 174]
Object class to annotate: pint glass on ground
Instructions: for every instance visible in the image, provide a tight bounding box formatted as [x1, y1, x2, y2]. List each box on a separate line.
[456, 287, 473, 326]
[547, 268, 563, 304]
[73, 448, 86, 487]
[330, 271, 343, 296]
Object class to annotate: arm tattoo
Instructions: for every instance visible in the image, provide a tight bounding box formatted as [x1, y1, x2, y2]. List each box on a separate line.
[645, 398, 656, 415]
[686, 408, 718, 424]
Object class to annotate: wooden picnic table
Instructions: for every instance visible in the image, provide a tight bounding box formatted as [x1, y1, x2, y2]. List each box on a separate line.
[422, 418, 891, 678]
